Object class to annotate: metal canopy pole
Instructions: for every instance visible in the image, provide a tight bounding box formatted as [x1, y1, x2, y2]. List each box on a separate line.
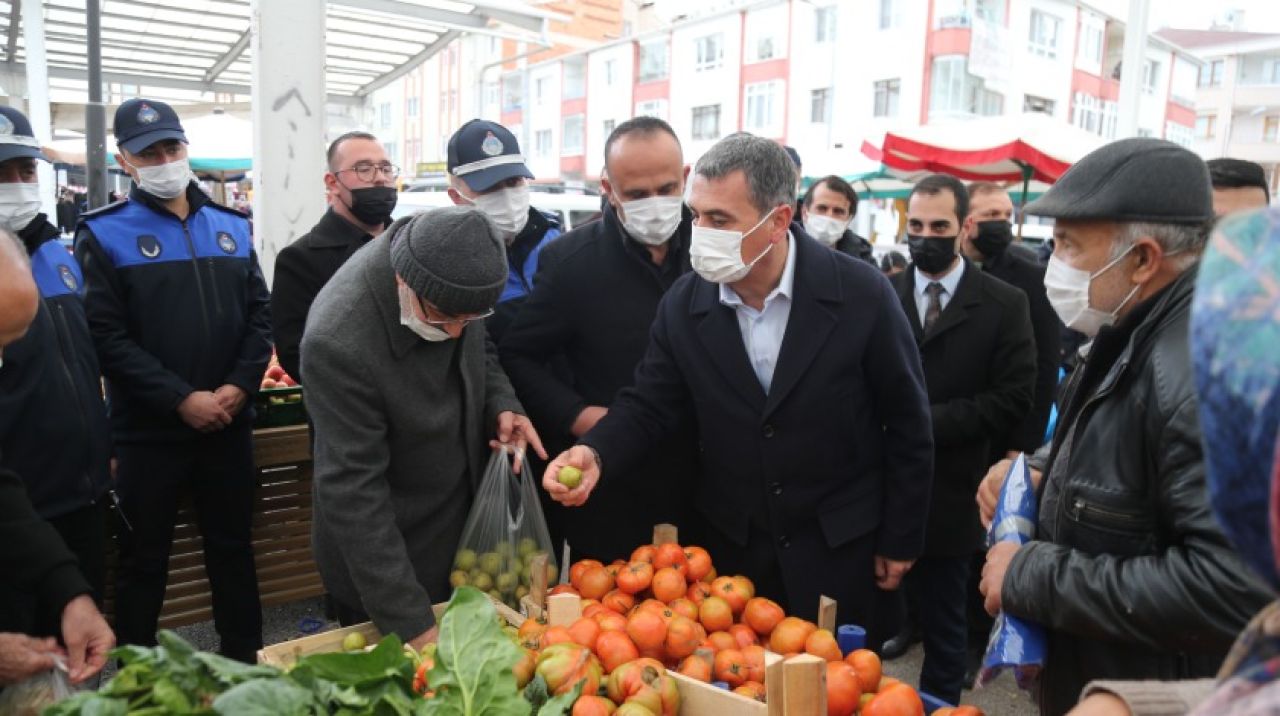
[86, 0, 108, 208]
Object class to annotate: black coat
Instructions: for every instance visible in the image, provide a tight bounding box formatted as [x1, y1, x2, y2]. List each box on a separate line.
[583, 230, 934, 626]
[834, 231, 875, 264]
[0, 467, 91, 632]
[981, 246, 1062, 453]
[891, 260, 1037, 556]
[271, 208, 373, 381]
[499, 204, 698, 562]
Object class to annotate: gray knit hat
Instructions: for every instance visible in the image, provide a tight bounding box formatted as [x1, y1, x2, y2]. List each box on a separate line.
[389, 206, 507, 315]
[1025, 137, 1213, 225]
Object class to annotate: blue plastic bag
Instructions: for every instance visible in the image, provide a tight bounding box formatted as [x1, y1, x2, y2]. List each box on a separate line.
[977, 453, 1046, 690]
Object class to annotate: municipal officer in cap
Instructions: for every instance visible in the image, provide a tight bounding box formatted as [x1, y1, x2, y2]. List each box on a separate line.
[0, 106, 113, 647]
[445, 120, 562, 343]
[303, 206, 544, 646]
[974, 138, 1272, 715]
[74, 98, 271, 662]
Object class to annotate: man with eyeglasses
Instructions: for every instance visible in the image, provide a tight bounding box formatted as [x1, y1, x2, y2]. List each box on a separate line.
[302, 205, 544, 647]
[446, 120, 562, 343]
[272, 131, 398, 383]
[74, 98, 271, 662]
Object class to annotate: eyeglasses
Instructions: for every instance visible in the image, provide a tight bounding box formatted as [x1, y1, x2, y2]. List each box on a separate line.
[339, 162, 400, 182]
[421, 300, 495, 327]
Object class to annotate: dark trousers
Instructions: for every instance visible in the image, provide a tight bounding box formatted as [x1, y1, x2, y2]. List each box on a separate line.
[884, 555, 970, 706]
[113, 423, 262, 662]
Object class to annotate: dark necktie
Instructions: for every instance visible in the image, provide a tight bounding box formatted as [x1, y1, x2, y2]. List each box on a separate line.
[924, 282, 945, 333]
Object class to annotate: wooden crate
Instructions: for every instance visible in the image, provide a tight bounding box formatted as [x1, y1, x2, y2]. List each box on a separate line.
[104, 424, 323, 629]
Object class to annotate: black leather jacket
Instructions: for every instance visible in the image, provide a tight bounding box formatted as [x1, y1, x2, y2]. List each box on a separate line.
[1003, 268, 1272, 716]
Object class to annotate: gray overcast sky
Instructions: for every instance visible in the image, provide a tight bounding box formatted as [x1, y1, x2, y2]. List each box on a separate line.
[1153, 1, 1280, 33]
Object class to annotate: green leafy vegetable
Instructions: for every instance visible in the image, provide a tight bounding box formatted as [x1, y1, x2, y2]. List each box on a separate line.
[211, 679, 319, 716]
[423, 587, 531, 716]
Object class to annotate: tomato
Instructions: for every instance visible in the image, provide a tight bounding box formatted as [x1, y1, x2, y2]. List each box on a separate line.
[861, 683, 925, 716]
[702, 630, 737, 652]
[541, 625, 574, 649]
[604, 561, 625, 579]
[826, 661, 862, 716]
[682, 545, 713, 582]
[583, 602, 607, 619]
[652, 543, 689, 578]
[768, 617, 816, 654]
[412, 653, 435, 696]
[698, 596, 734, 633]
[572, 694, 618, 716]
[518, 618, 547, 641]
[614, 703, 657, 716]
[595, 610, 628, 633]
[570, 559, 605, 591]
[549, 584, 580, 597]
[626, 608, 669, 652]
[630, 544, 657, 564]
[877, 676, 903, 692]
[728, 623, 759, 649]
[580, 566, 616, 601]
[664, 615, 704, 660]
[713, 647, 748, 687]
[844, 649, 882, 694]
[709, 576, 748, 615]
[596, 630, 641, 673]
[536, 642, 604, 696]
[701, 566, 717, 584]
[602, 589, 636, 615]
[686, 581, 712, 606]
[734, 681, 767, 702]
[616, 561, 655, 595]
[732, 575, 755, 600]
[667, 597, 699, 622]
[742, 597, 785, 637]
[741, 644, 767, 683]
[805, 629, 843, 662]
[568, 617, 602, 651]
[606, 658, 668, 702]
[513, 648, 536, 689]
[676, 648, 714, 682]
[651, 567, 686, 603]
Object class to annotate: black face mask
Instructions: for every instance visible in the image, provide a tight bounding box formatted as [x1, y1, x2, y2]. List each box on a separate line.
[907, 234, 958, 275]
[971, 220, 1014, 259]
[344, 185, 398, 227]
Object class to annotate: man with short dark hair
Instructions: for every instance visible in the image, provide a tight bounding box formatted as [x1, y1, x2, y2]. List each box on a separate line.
[500, 117, 698, 561]
[1206, 157, 1270, 217]
[272, 131, 398, 382]
[800, 175, 874, 263]
[886, 173, 1036, 705]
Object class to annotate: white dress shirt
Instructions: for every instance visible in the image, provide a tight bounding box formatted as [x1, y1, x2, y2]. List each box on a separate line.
[913, 257, 965, 327]
[718, 234, 797, 394]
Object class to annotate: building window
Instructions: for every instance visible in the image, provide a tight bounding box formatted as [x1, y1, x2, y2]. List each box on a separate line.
[1080, 25, 1103, 66]
[639, 40, 668, 82]
[563, 58, 586, 99]
[929, 55, 1003, 119]
[695, 34, 723, 71]
[1265, 115, 1279, 142]
[501, 74, 523, 112]
[604, 59, 617, 85]
[406, 97, 419, 118]
[1196, 114, 1216, 139]
[602, 119, 616, 138]
[935, 0, 970, 29]
[745, 81, 782, 135]
[1198, 59, 1225, 87]
[561, 115, 584, 156]
[379, 102, 391, 128]
[811, 87, 832, 123]
[384, 141, 398, 165]
[878, 0, 898, 30]
[1269, 60, 1280, 84]
[1024, 94, 1055, 114]
[535, 129, 553, 157]
[534, 77, 548, 106]
[1028, 9, 1062, 59]
[484, 82, 500, 109]
[1142, 60, 1161, 95]
[751, 34, 777, 62]
[691, 104, 721, 140]
[636, 99, 668, 120]
[815, 5, 837, 42]
[1165, 121, 1194, 148]
[873, 79, 900, 117]
[974, 0, 1004, 24]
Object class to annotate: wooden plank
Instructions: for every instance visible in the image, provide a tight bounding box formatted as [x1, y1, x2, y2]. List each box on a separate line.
[669, 671, 768, 715]
[766, 653, 787, 716]
[652, 523, 679, 545]
[547, 593, 581, 627]
[253, 425, 312, 466]
[529, 553, 549, 617]
[817, 596, 837, 634]
[780, 654, 827, 716]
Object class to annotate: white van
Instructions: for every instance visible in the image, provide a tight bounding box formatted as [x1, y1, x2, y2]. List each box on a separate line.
[391, 190, 604, 233]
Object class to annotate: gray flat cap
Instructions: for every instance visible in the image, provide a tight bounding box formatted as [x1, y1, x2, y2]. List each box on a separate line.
[389, 205, 507, 316]
[1025, 137, 1212, 225]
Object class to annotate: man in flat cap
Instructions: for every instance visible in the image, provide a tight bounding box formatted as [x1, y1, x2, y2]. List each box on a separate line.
[975, 138, 1272, 715]
[303, 206, 545, 648]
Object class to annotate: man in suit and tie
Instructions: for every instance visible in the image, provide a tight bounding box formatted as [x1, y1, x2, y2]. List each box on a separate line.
[885, 174, 1037, 704]
[541, 133, 934, 634]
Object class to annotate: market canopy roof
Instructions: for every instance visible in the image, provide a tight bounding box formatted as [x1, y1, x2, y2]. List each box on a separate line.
[861, 112, 1106, 185]
[0, 0, 563, 104]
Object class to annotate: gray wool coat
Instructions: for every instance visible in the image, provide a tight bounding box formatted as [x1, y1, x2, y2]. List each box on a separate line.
[301, 233, 523, 640]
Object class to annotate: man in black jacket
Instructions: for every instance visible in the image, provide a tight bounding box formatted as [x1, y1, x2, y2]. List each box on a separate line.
[271, 131, 397, 382]
[799, 176, 874, 264]
[0, 107, 112, 633]
[977, 138, 1273, 716]
[0, 235, 114, 686]
[75, 99, 272, 662]
[884, 174, 1036, 705]
[500, 117, 698, 562]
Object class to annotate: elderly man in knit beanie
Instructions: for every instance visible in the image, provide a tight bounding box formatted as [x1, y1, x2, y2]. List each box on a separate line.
[302, 206, 545, 648]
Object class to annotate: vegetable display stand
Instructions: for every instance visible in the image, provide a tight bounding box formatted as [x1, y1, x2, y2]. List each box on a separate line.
[103, 424, 324, 629]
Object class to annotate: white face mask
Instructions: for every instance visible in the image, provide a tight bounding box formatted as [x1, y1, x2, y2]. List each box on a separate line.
[618, 195, 684, 246]
[803, 213, 848, 246]
[463, 185, 530, 243]
[0, 182, 42, 231]
[690, 207, 778, 284]
[396, 282, 453, 342]
[1044, 246, 1140, 338]
[129, 157, 191, 199]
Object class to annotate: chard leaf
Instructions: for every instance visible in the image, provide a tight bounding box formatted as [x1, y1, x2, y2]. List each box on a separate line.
[211, 678, 318, 716]
[423, 587, 531, 716]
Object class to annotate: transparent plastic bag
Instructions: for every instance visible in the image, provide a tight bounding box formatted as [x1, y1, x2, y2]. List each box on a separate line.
[0, 658, 75, 716]
[450, 447, 558, 610]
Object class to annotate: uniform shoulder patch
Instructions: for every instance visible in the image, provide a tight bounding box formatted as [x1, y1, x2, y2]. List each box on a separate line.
[137, 234, 162, 259]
